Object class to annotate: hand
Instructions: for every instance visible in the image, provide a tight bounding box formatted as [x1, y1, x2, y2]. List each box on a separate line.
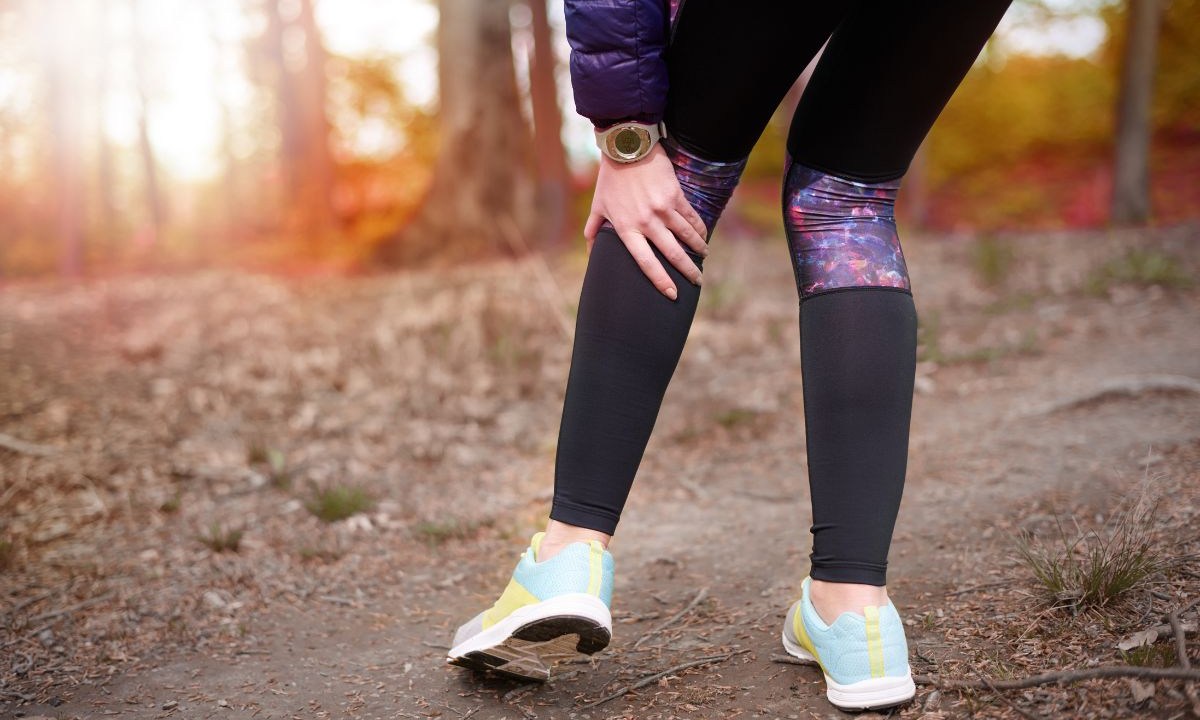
[583, 144, 709, 301]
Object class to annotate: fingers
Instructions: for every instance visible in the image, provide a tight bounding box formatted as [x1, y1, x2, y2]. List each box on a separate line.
[614, 227, 679, 301]
[583, 212, 603, 242]
[676, 197, 709, 249]
[644, 222, 702, 286]
[664, 208, 708, 258]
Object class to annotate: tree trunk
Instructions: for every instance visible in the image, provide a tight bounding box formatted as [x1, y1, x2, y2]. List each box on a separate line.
[95, 0, 118, 248]
[42, 0, 86, 276]
[264, 0, 304, 211]
[131, 0, 166, 253]
[263, 0, 337, 247]
[296, 0, 338, 240]
[204, 1, 242, 234]
[1111, 0, 1162, 225]
[377, 0, 534, 266]
[526, 0, 570, 248]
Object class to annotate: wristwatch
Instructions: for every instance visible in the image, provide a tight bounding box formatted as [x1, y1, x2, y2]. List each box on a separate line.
[594, 121, 665, 164]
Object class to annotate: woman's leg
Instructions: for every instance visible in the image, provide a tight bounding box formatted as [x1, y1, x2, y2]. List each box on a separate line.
[781, 0, 1012, 621]
[544, 0, 852, 559]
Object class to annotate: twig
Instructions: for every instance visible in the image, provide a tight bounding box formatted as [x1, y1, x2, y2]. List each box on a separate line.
[1171, 602, 1200, 718]
[634, 586, 709, 649]
[0, 432, 58, 457]
[3, 589, 55, 619]
[1, 593, 117, 651]
[317, 595, 356, 607]
[422, 640, 451, 650]
[946, 580, 1009, 597]
[27, 592, 115, 625]
[771, 653, 810, 666]
[580, 649, 749, 709]
[921, 666, 1200, 691]
[1171, 611, 1193, 670]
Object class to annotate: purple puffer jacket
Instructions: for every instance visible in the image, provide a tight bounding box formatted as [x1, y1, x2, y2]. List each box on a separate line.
[564, 0, 683, 128]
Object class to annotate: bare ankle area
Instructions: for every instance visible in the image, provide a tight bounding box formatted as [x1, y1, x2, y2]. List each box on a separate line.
[809, 579, 891, 624]
[538, 520, 611, 561]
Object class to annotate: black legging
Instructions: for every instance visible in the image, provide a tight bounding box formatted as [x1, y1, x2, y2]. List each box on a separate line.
[551, 0, 1012, 586]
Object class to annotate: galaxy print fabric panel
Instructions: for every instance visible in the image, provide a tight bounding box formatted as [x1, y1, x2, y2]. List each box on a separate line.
[662, 136, 748, 239]
[783, 157, 911, 298]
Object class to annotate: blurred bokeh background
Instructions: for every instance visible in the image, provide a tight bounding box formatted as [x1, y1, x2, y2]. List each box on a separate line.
[0, 0, 1196, 278]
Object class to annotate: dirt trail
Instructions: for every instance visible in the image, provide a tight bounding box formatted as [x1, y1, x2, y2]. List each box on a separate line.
[2, 226, 1198, 719]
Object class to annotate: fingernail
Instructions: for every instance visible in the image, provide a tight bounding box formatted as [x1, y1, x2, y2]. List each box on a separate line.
[695, 272, 703, 286]
[665, 287, 678, 301]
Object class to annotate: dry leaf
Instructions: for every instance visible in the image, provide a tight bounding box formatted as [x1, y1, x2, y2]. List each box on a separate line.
[1116, 628, 1158, 651]
[1127, 678, 1156, 703]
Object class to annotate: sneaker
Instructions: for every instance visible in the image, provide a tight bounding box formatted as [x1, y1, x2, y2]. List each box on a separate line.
[781, 576, 916, 710]
[447, 531, 614, 681]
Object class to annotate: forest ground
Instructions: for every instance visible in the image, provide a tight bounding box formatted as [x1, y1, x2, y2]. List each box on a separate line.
[1, 223, 1198, 719]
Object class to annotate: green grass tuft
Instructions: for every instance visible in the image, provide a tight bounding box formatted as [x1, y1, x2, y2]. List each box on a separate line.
[412, 517, 492, 546]
[305, 486, 374, 523]
[298, 544, 344, 562]
[1121, 643, 1176, 668]
[1085, 249, 1192, 296]
[1014, 493, 1167, 612]
[199, 522, 243, 553]
[159, 493, 182, 514]
[715, 408, 759, 429]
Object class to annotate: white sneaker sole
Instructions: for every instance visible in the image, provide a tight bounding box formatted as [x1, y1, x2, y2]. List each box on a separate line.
[447, 593, 612, 681]
[781, 629, 916, 711]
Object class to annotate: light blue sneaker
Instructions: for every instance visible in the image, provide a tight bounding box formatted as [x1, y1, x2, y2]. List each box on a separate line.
[781, 576, 916, 710]
[447, 532, 614, 681]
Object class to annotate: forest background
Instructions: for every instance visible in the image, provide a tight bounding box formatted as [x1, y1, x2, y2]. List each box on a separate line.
[0, 0, 1196, 279]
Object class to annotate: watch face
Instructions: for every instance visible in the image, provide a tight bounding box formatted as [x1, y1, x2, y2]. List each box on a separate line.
[607, 126, 650, 161]
[614, 128, 643, 156]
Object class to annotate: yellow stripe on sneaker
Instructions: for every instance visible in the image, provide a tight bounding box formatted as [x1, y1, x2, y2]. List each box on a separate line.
[586, 541, 602, 596]
[792, 604, 825, 673]
[481, 577, 540, 630]
[863, 605, 885, 678]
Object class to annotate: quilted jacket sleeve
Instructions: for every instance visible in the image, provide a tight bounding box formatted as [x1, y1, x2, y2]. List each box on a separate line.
[564, 0, 670, 128]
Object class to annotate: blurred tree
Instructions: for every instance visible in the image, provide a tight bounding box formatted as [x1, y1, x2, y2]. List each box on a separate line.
[204, 2, 243, 233]
[261, 0, 337, 245]
[41, 0, 86, 276]
[296, 0, 337, 237]
[526, 0, 570, 248]
[377, 0, 534, 265]
[131, 0, 166, 252]
[94, 0, 118, 246]
[1111, 0, 1162, 224]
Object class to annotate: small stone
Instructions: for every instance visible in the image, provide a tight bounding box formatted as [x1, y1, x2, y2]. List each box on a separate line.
[924, 689, 941, 710]
[162, 700, 178, 711]
[217, 699, 229, 708]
